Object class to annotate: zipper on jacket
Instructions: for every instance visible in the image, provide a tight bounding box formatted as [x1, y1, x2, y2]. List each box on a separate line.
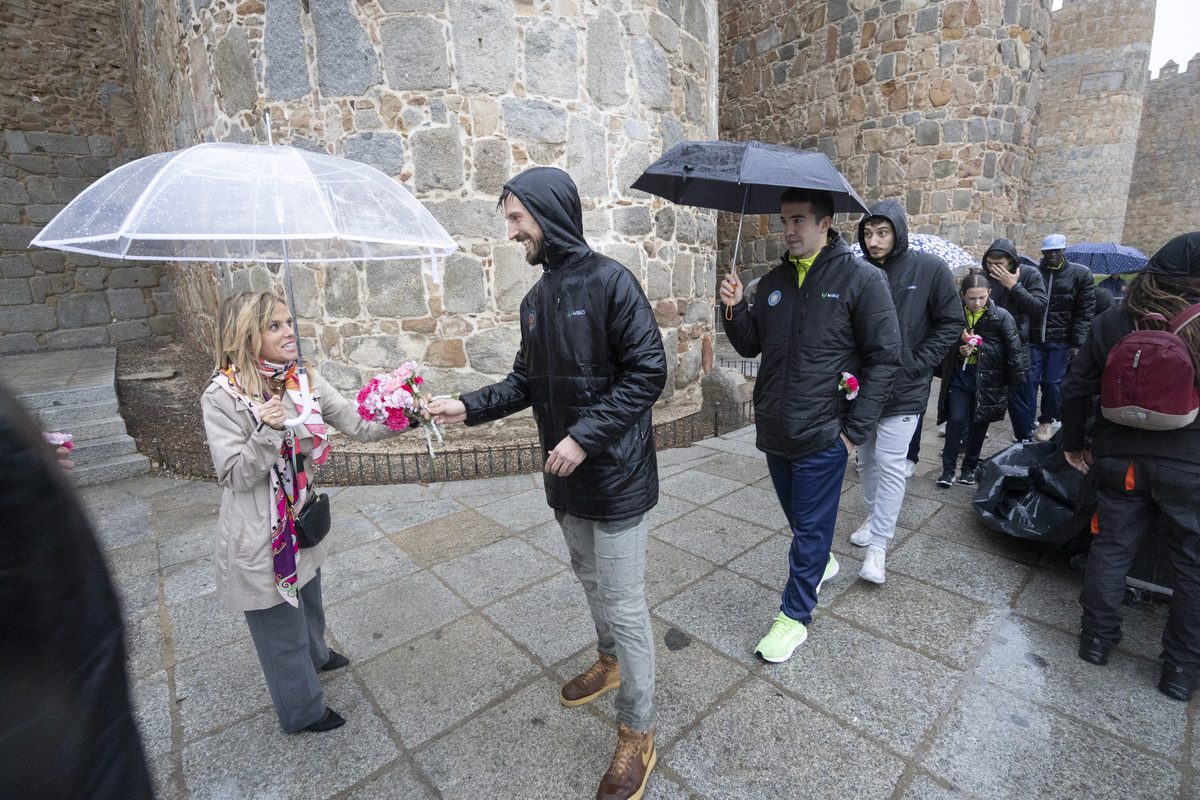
[1041, 271, 1054, 341]
[548, 280, 569, 513]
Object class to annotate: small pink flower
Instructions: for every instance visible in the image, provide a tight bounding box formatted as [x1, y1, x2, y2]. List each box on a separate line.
[395, 367, 412, 381]
[43, 431, 73, 450]
[839, 372, 859, 401]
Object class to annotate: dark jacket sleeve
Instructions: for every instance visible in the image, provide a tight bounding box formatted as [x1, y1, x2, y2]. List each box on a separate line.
[912, 264, 963, 374]
[1000, 312, 1025, 386]
[1011, 267, 1048, 319]
[565, 268, 667, 456]
[461, 344, 533, 425]
[1059, 317, 1107, 450]
[843, 270, 903, 445]
[721, 297, 760, 358]
[1072, 271, 1096, 348]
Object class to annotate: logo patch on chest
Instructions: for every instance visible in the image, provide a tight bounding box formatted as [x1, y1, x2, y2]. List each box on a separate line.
[566, 309, 587, 318]
[821, 292, 841, 299]
[767, 290, 781, 306]
[527, 310, 537, 331]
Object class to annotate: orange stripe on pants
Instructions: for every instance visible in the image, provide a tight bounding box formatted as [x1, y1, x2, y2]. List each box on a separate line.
[1125, 460, 1136, 491]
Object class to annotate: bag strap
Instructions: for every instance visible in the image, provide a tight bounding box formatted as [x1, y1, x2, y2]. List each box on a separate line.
[1137, 313, 1169, 331]
[1168, 302, 1200, 335]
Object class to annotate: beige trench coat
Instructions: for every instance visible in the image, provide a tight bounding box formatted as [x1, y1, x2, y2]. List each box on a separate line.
[201, 368, 397, 612]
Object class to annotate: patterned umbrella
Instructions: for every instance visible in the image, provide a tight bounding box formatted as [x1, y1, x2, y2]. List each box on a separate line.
[1063, 242, 1149, 274]
[850, 233, 974, 270]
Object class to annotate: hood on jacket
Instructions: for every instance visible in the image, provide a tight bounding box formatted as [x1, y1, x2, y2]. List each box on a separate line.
[857, 199, 909, 267]
[500, 167, 591, 270]
[1146, 231, 1200, 278]
[983, 238, 1020, 272]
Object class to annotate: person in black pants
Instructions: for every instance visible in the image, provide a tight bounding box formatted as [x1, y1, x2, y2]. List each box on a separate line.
[1061, 231, 1200, 701]
[936, 271, 1025, 487]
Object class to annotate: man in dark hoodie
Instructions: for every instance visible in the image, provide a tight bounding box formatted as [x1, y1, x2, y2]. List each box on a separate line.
[721, 188, 901, 662]
[429, 167, 667, 800]
[1060, 231, 1200, 702]
[982, 238, 1048, 441]
[849, 201, 961, 582]
[1030, 233, 1094, 441]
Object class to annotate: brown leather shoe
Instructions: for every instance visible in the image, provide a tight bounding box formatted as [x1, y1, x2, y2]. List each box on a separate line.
[560, 652, 620, 707]
[597, 724, 656, 800]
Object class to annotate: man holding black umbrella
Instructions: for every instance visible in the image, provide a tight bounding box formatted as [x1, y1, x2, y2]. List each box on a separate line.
[721, 187, 902, 662]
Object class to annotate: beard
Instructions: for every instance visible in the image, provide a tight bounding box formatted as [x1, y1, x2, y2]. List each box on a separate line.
[522, 235, 548, 265]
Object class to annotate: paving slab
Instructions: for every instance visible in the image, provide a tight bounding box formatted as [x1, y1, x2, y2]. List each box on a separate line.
[474, 488, 559, 531]
[174, 637, 273, 743]
[658, 468, 742, 505]
[922, 681, 1181, 800]
[655, 569, 782, 666]
[482, 571, 596, 665]
[388, 506, 513, 568]
[651, 507, 774, 565]
[326, 570, 468, 661]
[320, 538, 420, 606]
[667, 678, 907, 799]
[887, 532, 1031, 606]
[432, 536, 563, 606]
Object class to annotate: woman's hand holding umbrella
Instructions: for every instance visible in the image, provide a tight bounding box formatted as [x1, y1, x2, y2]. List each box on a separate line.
[255, 394, 288, 431]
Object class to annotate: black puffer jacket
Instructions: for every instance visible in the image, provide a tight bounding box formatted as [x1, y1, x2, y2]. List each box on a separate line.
[936, 300, 1026, 424]
[1032, 254, 1095, 347]
[982, 238, 1047, 369]
[722, 232, 902, 458]
[857, 200, 962, 415]
[460, 168, 667, 521]
[1060, 232, 1200, 465]
[0, 382, 153, 800]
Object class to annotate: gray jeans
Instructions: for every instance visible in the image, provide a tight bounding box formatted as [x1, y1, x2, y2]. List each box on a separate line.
[557, 511, 656, 730]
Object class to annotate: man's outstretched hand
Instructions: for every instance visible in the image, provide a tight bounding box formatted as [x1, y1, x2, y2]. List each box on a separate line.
[428, 398, 467, 425]
[545, 435, 586, 477]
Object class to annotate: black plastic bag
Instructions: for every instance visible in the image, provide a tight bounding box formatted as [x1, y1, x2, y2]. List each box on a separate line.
[972, 439, 1096, 547]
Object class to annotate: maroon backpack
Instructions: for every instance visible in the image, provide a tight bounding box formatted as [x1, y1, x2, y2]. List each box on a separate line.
[1100, 302, 1200, 430]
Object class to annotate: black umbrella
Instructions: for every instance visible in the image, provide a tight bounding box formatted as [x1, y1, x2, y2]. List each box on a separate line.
[631, 139, 869, 274]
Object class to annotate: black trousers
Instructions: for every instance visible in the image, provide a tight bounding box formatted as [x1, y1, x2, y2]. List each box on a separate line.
[1080, 456, 1200, 677]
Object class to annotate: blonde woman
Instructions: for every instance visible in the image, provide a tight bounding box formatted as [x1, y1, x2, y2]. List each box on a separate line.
[202, 291, 401, 733]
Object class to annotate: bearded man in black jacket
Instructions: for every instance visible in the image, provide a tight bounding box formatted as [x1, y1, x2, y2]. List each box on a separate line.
[429, 168, 667, 800]
[721, 188, 901, 664]
[849, 201, 961, 583]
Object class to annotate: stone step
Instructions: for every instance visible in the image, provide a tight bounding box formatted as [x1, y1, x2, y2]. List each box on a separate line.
[18, 382, 119, 411]
[64, 416, 129, 443]
[71, 433, 137, 466]
[37, 398, 123, 430]
[73, 453, 151, 486]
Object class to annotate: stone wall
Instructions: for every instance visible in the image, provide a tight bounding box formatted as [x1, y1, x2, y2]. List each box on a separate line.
[120, 0, 721, 405]
[718, 0, 1052, 279]
[1124, 56, 1200, 259]
[0, 0, 177, 353]
[1026, 0, 1154, 252]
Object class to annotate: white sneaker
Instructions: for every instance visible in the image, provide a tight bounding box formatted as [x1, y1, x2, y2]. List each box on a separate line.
[859, 545, 887, 584]
[1035, 422, 1054, 442]
[850, 516, 873, 547]
[904, 459, 917, 478]
[937, 422, 947, 437]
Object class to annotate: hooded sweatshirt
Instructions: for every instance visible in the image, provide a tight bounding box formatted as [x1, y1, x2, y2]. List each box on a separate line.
[856, 200, 963, 416]
[1059, 231, 1200, 466]
[459, 167, 668, 521]
[981, 238, 1047, 369]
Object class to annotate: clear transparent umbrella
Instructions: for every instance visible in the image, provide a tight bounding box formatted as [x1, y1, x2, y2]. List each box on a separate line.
[31, 137, 458, 426]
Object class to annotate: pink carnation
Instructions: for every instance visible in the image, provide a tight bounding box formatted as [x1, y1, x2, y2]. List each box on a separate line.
[43, 431, 73, 450]
[385, 407, 410, 431]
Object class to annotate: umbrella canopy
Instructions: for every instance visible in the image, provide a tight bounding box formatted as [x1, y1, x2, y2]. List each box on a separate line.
[1063, 241, 1149, 275]
[631, 140, 869, 215]
[31, 142, 457, 264]
[850, 233, 974, 270]
[1018, 254, 1039, 268]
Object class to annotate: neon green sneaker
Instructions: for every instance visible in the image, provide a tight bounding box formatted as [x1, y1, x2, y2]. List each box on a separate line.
[754, 612, 808, 663]
[817, 553, 839, 595]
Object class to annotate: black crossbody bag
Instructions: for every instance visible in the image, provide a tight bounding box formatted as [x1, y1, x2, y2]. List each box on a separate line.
[276, 452, 331, 549]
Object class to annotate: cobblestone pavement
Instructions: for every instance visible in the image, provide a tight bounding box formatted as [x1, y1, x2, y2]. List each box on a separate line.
[85, 419, 1196, 800]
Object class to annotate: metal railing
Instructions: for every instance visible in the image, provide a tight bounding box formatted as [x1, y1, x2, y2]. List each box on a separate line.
[717, 357, 760, 378]
[151, 399, 755, 486]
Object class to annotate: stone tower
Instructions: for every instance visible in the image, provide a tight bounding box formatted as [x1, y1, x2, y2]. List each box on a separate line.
[1124, 54, 1200, 258]
[1027, 0, 1156, 252]
[105, 0, 721, 401]
[718, 0, 1052, 276]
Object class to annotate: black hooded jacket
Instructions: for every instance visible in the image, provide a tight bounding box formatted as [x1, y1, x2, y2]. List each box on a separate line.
[1060, 232, 1200, 466]
[459, 168, 667, 521]
[981, 238, 1047, 369]
[722, 231, 902, 458]
[1032, 252, 1095, 347]
[857, 200, 962, 415]
[936, 299, 1025, 424]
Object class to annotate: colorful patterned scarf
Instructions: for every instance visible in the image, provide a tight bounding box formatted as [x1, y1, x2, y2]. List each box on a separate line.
[212, 361, 327, 606]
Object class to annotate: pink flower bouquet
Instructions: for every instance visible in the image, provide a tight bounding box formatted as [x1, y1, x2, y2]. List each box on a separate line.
[839, 372, 859, 400]
[356, 361, 444, 460]
[43, 431, 73, 451]
[963, 334, 983, 369]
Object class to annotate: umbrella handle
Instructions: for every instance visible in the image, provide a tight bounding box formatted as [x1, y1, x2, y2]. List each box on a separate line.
[283, 370, 315, 428]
